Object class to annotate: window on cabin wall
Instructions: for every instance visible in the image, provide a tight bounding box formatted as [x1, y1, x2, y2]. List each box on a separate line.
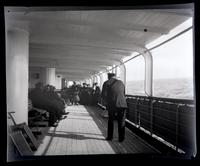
[150, 29, 194, 99]
[124, 55, 145, 95]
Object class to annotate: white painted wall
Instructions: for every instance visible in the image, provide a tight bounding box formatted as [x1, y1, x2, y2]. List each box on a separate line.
[6, 28, 29, 125]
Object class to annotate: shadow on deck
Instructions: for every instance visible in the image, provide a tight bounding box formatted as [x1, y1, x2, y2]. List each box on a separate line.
[33, 105, 159, 157]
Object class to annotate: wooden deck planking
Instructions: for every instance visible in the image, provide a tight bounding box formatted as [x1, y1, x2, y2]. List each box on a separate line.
[54, 119, 67, 155]
[34, 105, 159, 155]
[89, 106, 160, 154]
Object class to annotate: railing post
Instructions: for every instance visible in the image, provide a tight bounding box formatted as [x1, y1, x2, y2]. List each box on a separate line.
[142, 50, 153, 96]
[119, 62, 126, 87]
[137, 98, 141, 128]
[150, 98, 154, 136]
[175, 104, 180, 152]
[134, 98, 138, 127]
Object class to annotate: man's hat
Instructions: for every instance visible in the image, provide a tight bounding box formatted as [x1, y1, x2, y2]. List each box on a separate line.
[107, 73, 116, 78]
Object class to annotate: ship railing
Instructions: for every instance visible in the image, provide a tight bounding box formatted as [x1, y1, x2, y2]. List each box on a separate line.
[125, 94, 195, 155]
[98, 95, 195, 155]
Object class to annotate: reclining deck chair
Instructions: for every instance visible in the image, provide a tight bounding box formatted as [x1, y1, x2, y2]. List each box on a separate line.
[8, 112, 39, 154]
[9, 130, 33, 156]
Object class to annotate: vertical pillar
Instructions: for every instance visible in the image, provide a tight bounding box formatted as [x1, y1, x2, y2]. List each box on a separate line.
[6, 28, 29, 125]
[94, 75, 97, 84]
[85, 79, 88, 85]
[92, 76, 95, 84]
[114, 65, 117, 75]
[112, 65, 115, 73]
[99, 74, 103, 90]
[89, 78, 92, 87]
[142, 51, 153, 96]
[120, 63, 126, 86]
[96, 75, 100, 86]
[45, 68, 56, 86]
[55, 74, 62, 90]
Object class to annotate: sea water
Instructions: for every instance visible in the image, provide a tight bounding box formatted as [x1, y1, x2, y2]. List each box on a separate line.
[126, 78, 194, 100]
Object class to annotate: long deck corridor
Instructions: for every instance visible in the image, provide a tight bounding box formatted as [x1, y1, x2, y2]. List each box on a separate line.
[34, 105, 160, 155]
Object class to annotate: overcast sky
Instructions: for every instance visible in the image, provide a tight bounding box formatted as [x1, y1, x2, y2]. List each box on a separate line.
[125, 18, 193, 81]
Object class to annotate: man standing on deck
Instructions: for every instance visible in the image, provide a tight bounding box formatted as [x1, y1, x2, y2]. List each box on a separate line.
[101, 73, 127, 142]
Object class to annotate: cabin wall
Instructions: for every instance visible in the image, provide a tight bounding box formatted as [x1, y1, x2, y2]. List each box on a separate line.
[6, 28, 29, 125]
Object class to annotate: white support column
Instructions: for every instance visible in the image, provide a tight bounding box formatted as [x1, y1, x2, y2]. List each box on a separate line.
[92, 75, 95, 84]
[96, 75, 100, 86]
[99, 74, 103, 90]
[55, 74, 62, 90]
[89, 78, 92, 87]
[94, 75, 98, 84]
[6, 27, 29, 125]
[112, 65, 115, 73]
[85, 79, 89, 85]
[142, 51, 153, 96]
[119, 63, 126, 86]
[114, 65, 117, 75]
[91, 76, 95, 85]
[45, 68, 56, 86]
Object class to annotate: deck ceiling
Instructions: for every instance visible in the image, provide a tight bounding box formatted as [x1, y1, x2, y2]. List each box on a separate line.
[5, 6, 192, 81]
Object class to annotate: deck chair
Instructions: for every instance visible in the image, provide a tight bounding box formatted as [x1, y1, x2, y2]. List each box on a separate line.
[9, 130, 33, 156]
[8, 112, 39, 151]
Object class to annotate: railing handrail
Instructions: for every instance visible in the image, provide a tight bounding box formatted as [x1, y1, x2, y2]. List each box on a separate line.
[125, 94, 195, 105]
[125, 94, 195, 154]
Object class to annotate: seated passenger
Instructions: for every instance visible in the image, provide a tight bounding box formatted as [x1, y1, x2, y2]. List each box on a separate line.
[73, 86, 80, 105]
[29, 82, 59, 127]
[70, 82, 80, 105]
[28, 98, 49, 126]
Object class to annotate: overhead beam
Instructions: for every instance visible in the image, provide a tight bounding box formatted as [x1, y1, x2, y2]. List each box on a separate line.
[58, 71, 91, 77]
[29, 50, 124, 61]
[6, 11, 169, 34]
[61, 74, 91, 79]
[30, 36, 143, 53]
[30, 45, 120, 54]
[30, 31, 145, 50]
[29, 56, 120, 66]
[57, 70, 91, 75]
[5, 4, 194, 13]
[56, 68, 101, 73]
[56, 65, 107, 71]
[29, 53, 121, 65]
[139, 9, 193, 17]
[30, 43, 133, 56]
[29, 62, 108, 71]
[31, 18, 169, 34]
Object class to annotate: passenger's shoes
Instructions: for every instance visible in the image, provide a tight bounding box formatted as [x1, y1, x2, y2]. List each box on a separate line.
[106, 137, 112, 141]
